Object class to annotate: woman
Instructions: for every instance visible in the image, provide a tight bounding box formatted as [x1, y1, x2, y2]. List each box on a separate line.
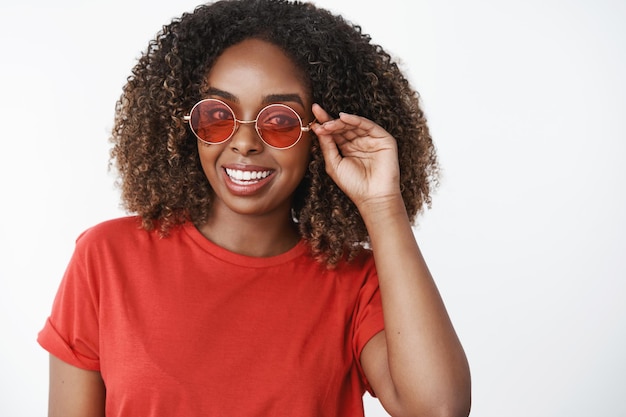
[39, 1, 471, 416]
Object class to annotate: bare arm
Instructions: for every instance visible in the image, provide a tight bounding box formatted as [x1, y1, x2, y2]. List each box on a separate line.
[312, 105, 471, 417]
[358, 198, 471, 417]
[48, 355, 106, 417]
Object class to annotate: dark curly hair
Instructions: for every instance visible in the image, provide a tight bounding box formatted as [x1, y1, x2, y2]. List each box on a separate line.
[110, 0, 439, 266]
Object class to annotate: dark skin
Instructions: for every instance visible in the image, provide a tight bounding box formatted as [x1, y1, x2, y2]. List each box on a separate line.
[48, 39, 470, 417]
[314, 104, 470, 416]
[194, 40, 312, 257]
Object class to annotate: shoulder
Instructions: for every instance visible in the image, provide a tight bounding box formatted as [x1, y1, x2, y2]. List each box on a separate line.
[75, 216, 147, 246]
[317, 247, 378, 289]
[338, 247, 377, 275]
[73, 216, 187, 256]
[68, 216, 188, 270]
[74, 215, 191, 250]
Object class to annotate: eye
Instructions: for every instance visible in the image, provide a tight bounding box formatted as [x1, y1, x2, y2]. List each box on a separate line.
[200, 102, 234, 124]
[258, 105, 301, 131]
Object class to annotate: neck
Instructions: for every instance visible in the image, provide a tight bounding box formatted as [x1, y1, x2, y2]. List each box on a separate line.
[197, 204, 301, 258]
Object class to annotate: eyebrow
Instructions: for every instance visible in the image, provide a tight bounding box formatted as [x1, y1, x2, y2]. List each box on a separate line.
[206, 87, 305, 107]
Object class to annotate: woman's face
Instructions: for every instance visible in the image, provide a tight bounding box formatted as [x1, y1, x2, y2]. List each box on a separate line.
[197, 38, 313, 219]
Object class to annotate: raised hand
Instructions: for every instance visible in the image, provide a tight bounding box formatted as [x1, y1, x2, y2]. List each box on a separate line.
[311, 104, 402, 210]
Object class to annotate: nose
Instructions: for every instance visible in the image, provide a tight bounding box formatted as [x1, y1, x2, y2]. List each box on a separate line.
[229, 120, 264, 155]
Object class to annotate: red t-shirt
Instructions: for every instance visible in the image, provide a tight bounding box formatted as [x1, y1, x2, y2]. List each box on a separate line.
[38, 216, 385, 416]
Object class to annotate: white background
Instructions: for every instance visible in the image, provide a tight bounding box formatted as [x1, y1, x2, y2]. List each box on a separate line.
[1, 0, 625, 416]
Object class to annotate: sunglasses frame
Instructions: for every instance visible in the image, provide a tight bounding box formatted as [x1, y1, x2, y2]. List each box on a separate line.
[184, 98, 315, 150]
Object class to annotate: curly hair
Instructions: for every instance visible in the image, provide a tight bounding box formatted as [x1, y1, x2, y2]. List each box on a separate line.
[110, 0, 439, 266]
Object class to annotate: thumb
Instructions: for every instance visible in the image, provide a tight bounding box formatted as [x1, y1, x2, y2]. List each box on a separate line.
[311, 104, 342, 178]
[311, 103, 333, 124]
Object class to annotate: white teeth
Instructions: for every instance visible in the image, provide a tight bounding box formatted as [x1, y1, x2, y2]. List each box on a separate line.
[225, 168, 271, 183]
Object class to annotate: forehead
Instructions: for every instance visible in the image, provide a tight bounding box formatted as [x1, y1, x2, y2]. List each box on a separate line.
[205, 38, 310, 104]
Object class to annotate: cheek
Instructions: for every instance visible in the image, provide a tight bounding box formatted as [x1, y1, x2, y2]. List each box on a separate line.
[197, 144, 223, 178]
[285, 142, 312, 178]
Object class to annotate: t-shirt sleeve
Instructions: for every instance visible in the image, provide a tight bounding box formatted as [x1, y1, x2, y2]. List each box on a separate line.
[37, 232, 101, 371]
[351, 254, 385, 396]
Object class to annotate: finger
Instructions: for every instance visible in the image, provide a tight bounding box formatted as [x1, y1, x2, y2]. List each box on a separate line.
[337, 113, 390, 139]
[310, 104, 351, 143]
[311, 105, 355, 146]
[317, 136, 345, 180]
[314, 117, 361, 144]
[311, 106, 343, 176]
[317, 111, 385, 140]
[311, 103, 334, 124]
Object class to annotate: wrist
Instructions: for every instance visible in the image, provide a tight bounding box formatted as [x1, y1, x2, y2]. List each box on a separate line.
[358, 193, 408, 225]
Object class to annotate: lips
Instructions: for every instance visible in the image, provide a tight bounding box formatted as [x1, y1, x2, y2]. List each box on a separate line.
[221, 166, 275, 195]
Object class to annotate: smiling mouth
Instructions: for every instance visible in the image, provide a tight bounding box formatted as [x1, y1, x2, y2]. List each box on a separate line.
[224, 168, 273, 185]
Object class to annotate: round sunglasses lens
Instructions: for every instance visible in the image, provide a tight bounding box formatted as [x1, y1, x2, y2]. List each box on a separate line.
[190, 100, 235, 143]
[257, 105, 303, 148]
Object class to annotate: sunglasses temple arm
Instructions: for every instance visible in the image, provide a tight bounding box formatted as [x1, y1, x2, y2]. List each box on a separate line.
[303, 119, 317, 132]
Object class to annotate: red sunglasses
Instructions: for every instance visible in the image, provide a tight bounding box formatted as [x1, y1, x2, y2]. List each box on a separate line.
[184, 99, 314, 150]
